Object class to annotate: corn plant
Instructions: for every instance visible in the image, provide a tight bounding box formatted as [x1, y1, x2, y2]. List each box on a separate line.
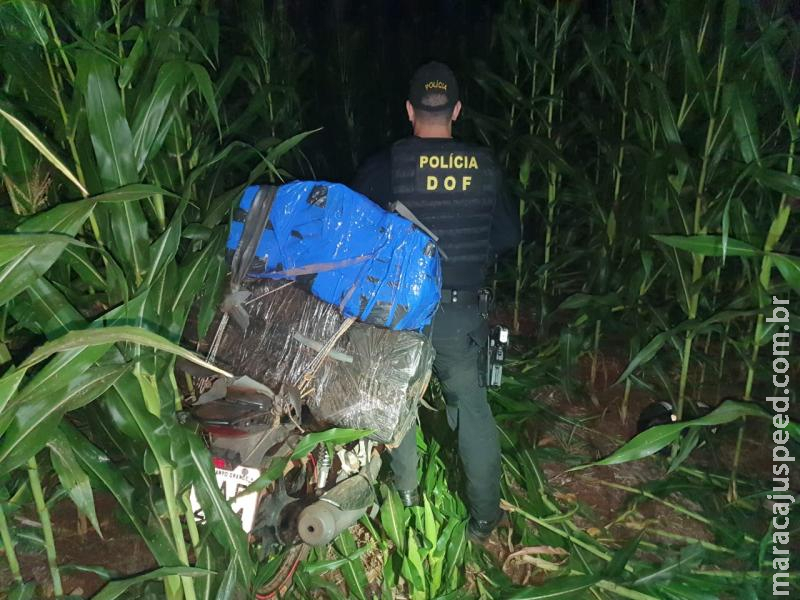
[0, 1, 313, 597]
[2, 0, 799, 598]
[483, 0, 797, 419]
[476, 0, 583, 331]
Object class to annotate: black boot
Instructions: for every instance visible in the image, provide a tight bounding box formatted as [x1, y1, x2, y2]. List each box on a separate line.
[396, 488, 420, 508]
[468, 509, 506, 543]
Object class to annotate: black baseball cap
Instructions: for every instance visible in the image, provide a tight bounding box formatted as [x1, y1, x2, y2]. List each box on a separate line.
[408, 61, 460, 113]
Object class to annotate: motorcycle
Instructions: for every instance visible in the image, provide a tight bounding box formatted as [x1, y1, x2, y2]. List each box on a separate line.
[179, 362, 385, 598]
[177, 181, 440, 596]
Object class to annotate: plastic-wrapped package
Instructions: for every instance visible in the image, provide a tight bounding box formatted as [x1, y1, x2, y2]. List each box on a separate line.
[225, 181, 441, 331]
[210, 280, 433, 445]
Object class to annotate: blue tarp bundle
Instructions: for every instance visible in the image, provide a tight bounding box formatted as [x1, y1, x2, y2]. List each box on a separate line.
[226, 181, 441, 331]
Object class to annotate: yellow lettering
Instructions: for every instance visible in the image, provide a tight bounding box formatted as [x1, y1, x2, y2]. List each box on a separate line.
[425, 80, 448, 92]
[462, 175, 472, 191]
[469, 156, 478, 169]
[419, 156, 429, 168]
[430, 156, 440, 168]
[444, 176, 456, 191]
[454, 155, 464, 168]
[427, 175, 438, 190]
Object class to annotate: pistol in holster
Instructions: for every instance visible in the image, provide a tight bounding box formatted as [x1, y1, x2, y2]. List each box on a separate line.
[477, 288, 509, 388]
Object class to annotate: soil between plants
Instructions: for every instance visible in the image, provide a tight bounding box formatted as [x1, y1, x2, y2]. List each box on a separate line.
[0, 349, 785, 597]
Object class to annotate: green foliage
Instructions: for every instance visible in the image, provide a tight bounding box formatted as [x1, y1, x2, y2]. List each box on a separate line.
[570, 400, 769, 469]
[0, 0, 311, 597]
[483, 0, 798, 432]
[1, 0, 798, 598]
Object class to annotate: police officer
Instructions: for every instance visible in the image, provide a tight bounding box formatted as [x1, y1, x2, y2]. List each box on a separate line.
[352, 61, 520, 542]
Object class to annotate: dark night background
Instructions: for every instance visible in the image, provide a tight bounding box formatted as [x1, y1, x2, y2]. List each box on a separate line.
[216, 0, 609, 181]
[217, 0, 799, 184]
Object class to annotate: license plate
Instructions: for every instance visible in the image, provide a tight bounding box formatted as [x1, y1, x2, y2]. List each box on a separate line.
[190, 464, 261, 533]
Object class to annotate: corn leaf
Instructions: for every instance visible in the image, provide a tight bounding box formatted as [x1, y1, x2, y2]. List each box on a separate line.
[92, 567, 210, 600]
[0, 98, 88, 196]
[679, 30, 709, 114]
[213, 559, 239, 600]
[265, 128, 322, 164]
[188, 62, 221, 137]
[761, 46, 798, 140]
[5, 582, 36, 600]
[334, 529, 368, 600]
[60, 421, 179, 565]
[61, 246, 107, 290]
[0, 368, 28, 438]
[613, 330, 671, 385]
[19, 276, 87, 338]
[400, 530, 426, 596]
[652, 77, 682, 147]
[0, 364, 131, 476]
[119, 29, 147, 88]
[303, 545, 371, 576]
[78, 51, 149, 282]
[78, 51, 137, 187]
[652, 234, 761, 257]
[506, 575, 600, 599]
[422, 494, 439, 549]
[47, 429, 102, 536]
[15, 201, 95, 235]
[196, 252, 226, 339]
[753, 167, 800, 197]
[0, 366, 25, 412]
[88, 183, 178, 204]
[725, 82, 761, 164]
[19, 325, 231, 375]
[185, 433, 253, 584]
[445, 520, 467, 589]
[429, 518, 457, 597]
[0, 234, 85, 306]
[380, 483, 406, 553]
[571, 401, 769, 469]
[635, 544, 705, 586]
[771, 254, 800, 293]
[144, 219, 182, 288]
[722, 0, 740, 47]
[3, 0, 48, 47]
[132, 60, 186, 171]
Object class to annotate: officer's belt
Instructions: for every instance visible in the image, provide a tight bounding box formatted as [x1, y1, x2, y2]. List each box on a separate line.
[439, 288, 481, 305]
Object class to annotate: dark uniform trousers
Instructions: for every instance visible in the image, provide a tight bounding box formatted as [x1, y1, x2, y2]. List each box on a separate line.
[390, 302, 502, 523]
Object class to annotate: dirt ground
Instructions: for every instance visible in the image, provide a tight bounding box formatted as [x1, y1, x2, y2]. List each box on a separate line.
[0, 495, 155, 597]
[0, 347, 784, 597]
[474, 347, 785, 588]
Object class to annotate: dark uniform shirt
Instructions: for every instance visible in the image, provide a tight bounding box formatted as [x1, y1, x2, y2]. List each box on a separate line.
[352, 136, 520, 290]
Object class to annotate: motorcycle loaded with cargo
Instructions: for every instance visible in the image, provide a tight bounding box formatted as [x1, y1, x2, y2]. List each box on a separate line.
[178, 181, 442, 596]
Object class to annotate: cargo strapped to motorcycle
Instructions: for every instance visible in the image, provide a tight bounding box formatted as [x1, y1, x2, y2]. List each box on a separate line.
[206, 185, 280, 369]
[226, 184, 279, 333]
[210, 184, 357, 406]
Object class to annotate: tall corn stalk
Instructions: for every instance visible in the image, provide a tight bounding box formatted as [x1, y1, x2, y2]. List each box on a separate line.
[27, 457, 63, 597]
[730, 98, 799, 498]
[673, 5, 717, 425]
[513, 8, 540, 335]
[541, 0, 561, 297]
[589, 0, 638, 396]
[0, 2, 308, 597]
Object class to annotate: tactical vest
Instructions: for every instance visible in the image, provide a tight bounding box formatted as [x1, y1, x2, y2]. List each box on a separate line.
[390, 137, 498, 290]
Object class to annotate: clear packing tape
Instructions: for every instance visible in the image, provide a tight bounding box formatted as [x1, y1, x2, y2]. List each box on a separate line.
[212, 280, 433, 445]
